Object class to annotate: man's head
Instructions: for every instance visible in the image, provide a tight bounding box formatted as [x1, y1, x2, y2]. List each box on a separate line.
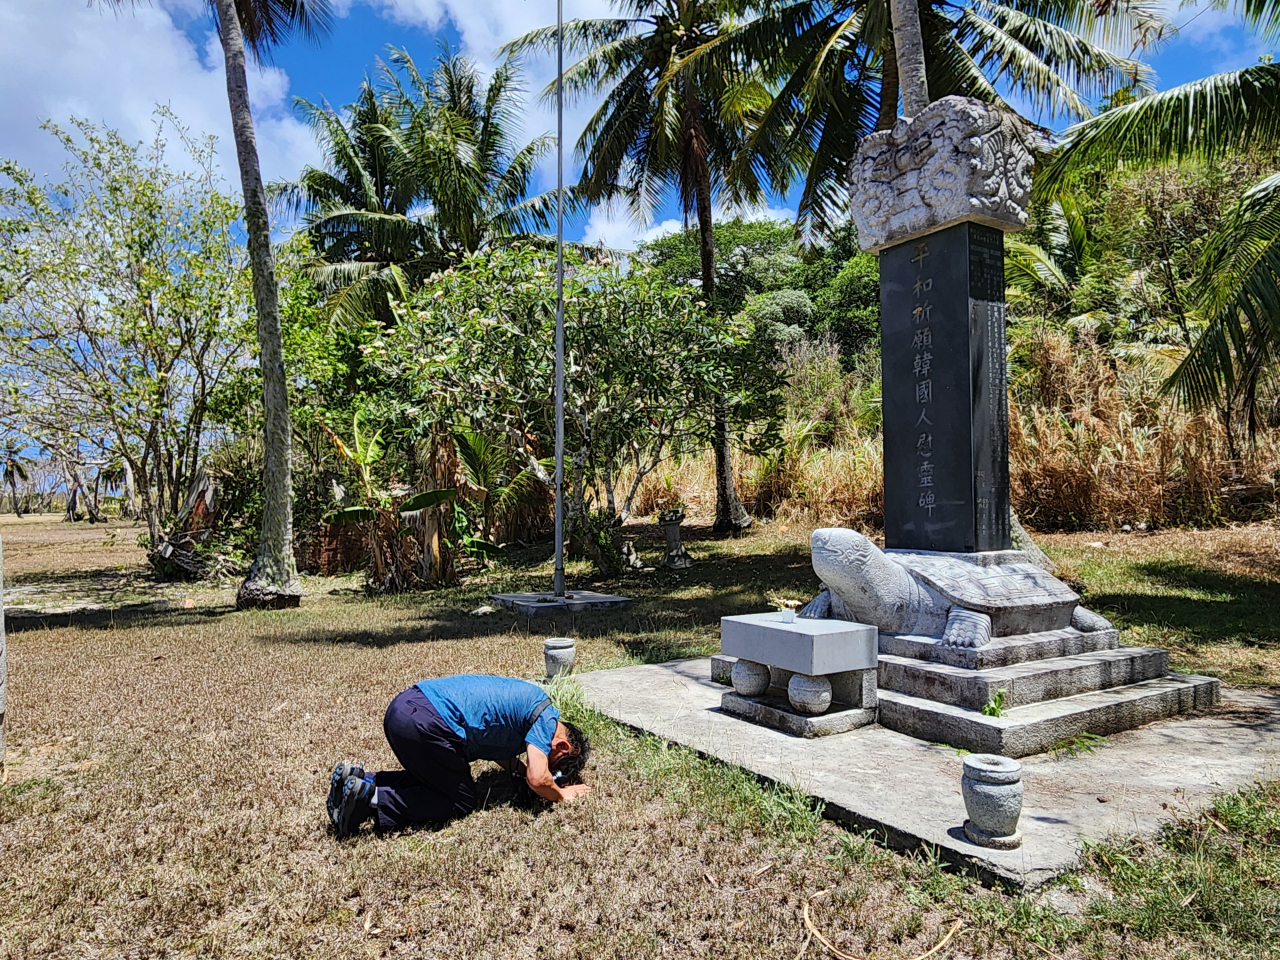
[548, 720, 591, 783]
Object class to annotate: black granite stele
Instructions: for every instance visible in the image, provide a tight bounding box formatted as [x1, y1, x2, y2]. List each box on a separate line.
[880, 221, 1011, 553]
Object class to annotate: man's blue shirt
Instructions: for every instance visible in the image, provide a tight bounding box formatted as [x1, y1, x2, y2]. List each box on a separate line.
[415, 675, 559, 762]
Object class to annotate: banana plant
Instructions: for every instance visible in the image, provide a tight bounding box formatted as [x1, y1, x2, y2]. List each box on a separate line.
[318, 413, 462, 590]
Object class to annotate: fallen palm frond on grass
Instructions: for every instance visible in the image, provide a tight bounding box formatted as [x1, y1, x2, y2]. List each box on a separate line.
[800, 892, 963, 960]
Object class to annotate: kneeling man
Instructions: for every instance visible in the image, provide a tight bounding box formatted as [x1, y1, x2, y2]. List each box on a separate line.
[328, 674, 591, 837]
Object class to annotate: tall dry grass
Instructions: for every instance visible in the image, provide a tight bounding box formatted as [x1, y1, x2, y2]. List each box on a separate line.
[632, 331, 1278, 533]
[1009, 329, 1280, 529]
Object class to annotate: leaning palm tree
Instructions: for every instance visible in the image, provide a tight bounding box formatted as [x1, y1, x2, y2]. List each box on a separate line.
[503, 0, 764, 532]
[100, 0, 332, 608]
[690, 0, 1163, 237]
[1037, 12, 1280, 439]
[277, 50, 563, 327]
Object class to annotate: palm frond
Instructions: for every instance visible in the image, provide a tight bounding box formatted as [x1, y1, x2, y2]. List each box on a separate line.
[1038, 62, 1280, 195]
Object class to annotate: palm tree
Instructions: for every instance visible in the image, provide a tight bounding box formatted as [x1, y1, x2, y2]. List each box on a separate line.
[277, 50, 563, 326]
[504, 0, 763, 532]
[1037, 18, 1280, 439]
[454, 429, 545, 543]
[100, 0, 332, 608]
[0, 443, 31, 518]
[691, 0, 1162, 236]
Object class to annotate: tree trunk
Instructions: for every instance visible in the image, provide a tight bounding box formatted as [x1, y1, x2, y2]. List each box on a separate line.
[876, 36, 900, 131]
[70, 463, 102, 524]
[693, 163, 751, 533]
[212, 0, 300, 609]
[0, 534, 7, 783]
[62, 461, 79, 522]
[123, 460, 136, 520]
[889, 0, 929, 117]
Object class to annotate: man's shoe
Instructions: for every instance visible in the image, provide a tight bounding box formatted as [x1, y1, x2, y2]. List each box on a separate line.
[327, 761, 365, 826]
[335, 775, 376, 838]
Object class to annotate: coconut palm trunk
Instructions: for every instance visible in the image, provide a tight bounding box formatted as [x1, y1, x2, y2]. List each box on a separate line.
[211, 0, 300, 608]
[687, 101, 750, 533]
[876, 36, 900, 131]
[889, 0, 929, 116]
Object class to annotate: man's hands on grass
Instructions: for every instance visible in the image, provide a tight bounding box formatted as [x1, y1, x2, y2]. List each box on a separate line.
[524, 745, 590, 803]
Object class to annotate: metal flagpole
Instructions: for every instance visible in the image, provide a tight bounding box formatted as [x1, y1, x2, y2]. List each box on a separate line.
[552, 0, 566, 598]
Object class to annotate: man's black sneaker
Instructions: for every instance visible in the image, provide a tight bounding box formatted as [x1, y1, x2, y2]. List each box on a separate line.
[327, 761, 365, 826]
[335, 775, 376, 838]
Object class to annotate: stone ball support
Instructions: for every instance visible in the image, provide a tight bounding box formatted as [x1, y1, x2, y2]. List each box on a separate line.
[787, 674, 832, 714]
[731, 658, 771, 697]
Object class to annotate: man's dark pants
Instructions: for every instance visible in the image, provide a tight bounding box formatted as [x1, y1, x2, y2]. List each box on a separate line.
[374, 686, 476, 830]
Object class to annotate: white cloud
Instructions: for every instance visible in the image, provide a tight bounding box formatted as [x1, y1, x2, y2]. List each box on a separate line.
[1151, 1, 1269, 76]
[360, 0, 616, 193]
[579, 205, 681, 249]
[0, 0, 318, 185]
[732, 203, 798, 224]
[578, 200, 798, 249]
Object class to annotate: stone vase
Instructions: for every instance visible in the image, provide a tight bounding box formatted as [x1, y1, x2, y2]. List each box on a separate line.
[787, 674, 832, 715]
[544, 637, 576, 679]
[658, 510, 695, 570]
[961, 754, 1023, 849]
[731, 658, 770, 697]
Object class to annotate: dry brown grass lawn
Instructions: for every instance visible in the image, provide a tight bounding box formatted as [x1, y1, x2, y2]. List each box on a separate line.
[1, 516, 1276, 958]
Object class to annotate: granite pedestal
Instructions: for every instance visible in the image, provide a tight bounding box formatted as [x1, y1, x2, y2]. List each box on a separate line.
[718, 612, 878, 737]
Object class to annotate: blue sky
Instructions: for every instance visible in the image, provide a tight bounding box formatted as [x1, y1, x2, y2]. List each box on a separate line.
[0, 0, 1275, 249]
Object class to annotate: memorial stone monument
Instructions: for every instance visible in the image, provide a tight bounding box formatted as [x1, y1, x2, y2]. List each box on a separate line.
[850, 96, 1032, 552]
[715, 94, 1219, 754]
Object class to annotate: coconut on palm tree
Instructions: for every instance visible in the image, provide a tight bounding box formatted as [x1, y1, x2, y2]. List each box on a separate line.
[504, 0, 764, 532]
[278, 50, 565, 327]
[1037, 5, 1280, 439]
[101, 0, 333, 608]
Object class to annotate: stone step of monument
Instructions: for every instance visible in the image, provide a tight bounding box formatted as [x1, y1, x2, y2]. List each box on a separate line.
[877, 673, 1220, 758]
[878, 646, 1169, 710]
[879, 627, 1119, 671]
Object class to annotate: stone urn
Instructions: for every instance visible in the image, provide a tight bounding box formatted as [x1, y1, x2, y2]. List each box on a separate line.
[731, 658, 771, 697]
[658, 509, 695, 570]
[961, 754, 1024, 849]
[544, 637, 576, 679]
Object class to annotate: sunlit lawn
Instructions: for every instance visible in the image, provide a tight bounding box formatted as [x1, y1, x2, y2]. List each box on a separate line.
[0, 515, 1276, 958]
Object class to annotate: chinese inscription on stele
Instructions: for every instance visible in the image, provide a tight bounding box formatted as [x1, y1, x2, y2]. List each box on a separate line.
[880, 221, 1011, 553]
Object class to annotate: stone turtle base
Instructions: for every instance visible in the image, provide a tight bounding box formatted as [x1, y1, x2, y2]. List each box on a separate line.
[721, 691, 877, 738]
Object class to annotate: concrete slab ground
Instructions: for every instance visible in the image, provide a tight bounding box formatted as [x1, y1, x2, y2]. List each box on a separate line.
[489, 590, 631, 617]
[575, 657, 1280, 889]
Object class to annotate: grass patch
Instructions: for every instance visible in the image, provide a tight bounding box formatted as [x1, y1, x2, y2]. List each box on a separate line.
[1080, 781, 1280, 954]
[2, 516, 1278, 958]
[1049, 733, 1112, 760]
[549, 677, 823, 840]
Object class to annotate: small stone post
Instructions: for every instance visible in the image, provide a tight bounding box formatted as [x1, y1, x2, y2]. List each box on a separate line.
[658, 509, 694, 570]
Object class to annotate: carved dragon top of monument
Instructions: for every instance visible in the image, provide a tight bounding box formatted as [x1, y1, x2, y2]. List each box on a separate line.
[847, 96, 1035, 254]
[803, 528, 1112, 647]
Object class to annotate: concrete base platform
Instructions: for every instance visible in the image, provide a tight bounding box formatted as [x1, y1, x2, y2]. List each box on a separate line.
[489, 590, 631, 617]
[721, 691, 877, 738]
[575, 657, 1280, 889]
[878, 672, 1220, 758]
